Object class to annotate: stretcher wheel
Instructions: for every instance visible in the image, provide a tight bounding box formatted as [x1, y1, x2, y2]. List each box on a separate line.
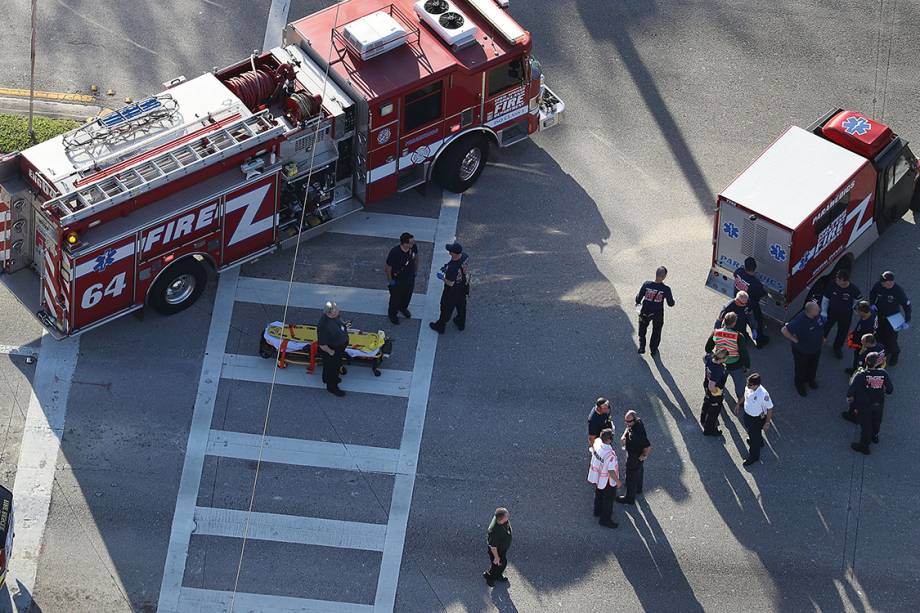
[259, 344, 274, 359]
[339, 365, 348, 376]
[373, 366, 381, 377]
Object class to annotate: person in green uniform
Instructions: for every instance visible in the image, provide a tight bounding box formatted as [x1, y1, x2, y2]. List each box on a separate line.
[483, 507, 512, 587]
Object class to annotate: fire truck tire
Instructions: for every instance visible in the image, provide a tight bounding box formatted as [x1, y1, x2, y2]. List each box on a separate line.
[435, 134, 489, 193]
[149, 258, 207, 315]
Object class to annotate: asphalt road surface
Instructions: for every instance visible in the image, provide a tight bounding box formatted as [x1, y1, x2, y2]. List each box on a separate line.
[1, 0, 920, 611]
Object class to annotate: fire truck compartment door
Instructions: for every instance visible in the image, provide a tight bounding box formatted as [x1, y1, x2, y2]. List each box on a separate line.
[712, 197, 791, 301]
[72, 235, 137, 330]
[221, 173, 278, 266]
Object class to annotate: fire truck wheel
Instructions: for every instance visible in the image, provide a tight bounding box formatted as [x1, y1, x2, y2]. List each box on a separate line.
[149, 258, 207, 315]
[435, 134, 489, 193]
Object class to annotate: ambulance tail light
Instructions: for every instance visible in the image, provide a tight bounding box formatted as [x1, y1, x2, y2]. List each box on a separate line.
[529, 93, 540, 111]
[64, 231, 79, 248]
[163, 253, 175, 264]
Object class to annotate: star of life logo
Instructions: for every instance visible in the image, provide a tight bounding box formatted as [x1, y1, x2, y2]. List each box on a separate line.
[93, 248, 117, 273]
[722, 222, 739, 239]
[842, 116, 872, 136]
[770, 244, 786, 262]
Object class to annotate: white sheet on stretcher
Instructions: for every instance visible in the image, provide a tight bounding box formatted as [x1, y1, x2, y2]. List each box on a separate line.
[263, 322, 382, 358]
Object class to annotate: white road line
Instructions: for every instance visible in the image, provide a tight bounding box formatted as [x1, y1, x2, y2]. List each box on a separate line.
[207, 430, 400, 474]
[193, 506, 387, 551]
[374, 191, 461, 611]
[330, 212, 438, 242]
[178, 587, 374, 613]
[8, 332, 79, 611]
[0, 344, 39, 359]
[222, 353, 412, 398]
[262, 0, 291, 51]
[157, 267, 241, 613]
[236, 277, 426, 315]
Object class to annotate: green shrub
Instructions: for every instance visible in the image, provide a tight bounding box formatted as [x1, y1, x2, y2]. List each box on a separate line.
[0, 113, 82, 153]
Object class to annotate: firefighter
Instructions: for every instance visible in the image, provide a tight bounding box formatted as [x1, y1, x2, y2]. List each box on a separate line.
[429, 243, 469, 334]
[617, 410, 651, 505]
[870, 271, 912, 366]
[587, 397, 613, 446]
[704, 311, 750, 409]
[587, 428, 620, 528]
[733, 257, 770, 347]
[385, 232, 418, 325]
[716, 291, 756, 343]
[483, 507, 512, 587]
[634, 266, 676, 356]
[740, 373, 773, 467]
[781, 301, 825, 397]
[842, 334, 886, 423]
[317, 301, 349, 397]
[701, 348, 729, 437]
[845, 301, 879, 374]
[848, 352, 893, 455]
[820, 269, 862, 359]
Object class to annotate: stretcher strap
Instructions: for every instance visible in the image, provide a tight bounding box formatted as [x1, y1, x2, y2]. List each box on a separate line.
[308, 342, 318, 374]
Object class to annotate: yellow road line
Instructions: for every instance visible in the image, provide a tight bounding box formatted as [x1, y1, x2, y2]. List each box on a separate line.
[0, 87, 96, 104]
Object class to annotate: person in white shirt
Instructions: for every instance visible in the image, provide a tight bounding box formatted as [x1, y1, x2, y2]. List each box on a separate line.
[587, 428, 621, 528]
[738, 373, 773, 466]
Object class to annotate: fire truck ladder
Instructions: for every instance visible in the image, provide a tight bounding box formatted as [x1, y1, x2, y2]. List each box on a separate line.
[48, 111, 284, 225]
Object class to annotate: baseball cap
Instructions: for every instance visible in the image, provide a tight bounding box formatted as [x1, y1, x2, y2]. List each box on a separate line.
[445, 242, 463, 254]
[881, 271, 895, 281]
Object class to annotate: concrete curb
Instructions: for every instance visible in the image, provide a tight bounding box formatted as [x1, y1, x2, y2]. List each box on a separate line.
[0, 95, 105, 122]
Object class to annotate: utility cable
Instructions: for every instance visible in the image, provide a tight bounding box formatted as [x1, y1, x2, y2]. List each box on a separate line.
[227, 2, 344, 609]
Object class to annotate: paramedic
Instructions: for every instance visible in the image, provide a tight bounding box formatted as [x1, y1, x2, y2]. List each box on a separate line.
[870, 271, 911, 366]
[781, 301, 825, 397]
[848, 352, 893, 455]
[385, 232, 418, 325]
[733, 257, 770, 347]
[429, 243, 469, 333]
[635, 266, 676, 356]
[821, 269, 862, 359]
[317, 301, 349, 397]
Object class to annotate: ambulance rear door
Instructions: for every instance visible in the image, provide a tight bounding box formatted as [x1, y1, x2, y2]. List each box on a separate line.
[707, 195, 792, 322]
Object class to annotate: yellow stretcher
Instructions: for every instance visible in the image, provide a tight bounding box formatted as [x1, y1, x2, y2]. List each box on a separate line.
[259, 321, 392, 376]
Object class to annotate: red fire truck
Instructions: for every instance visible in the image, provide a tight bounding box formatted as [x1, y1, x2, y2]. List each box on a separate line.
[0, 0, 564, 337]
[707, 109, 919, 321]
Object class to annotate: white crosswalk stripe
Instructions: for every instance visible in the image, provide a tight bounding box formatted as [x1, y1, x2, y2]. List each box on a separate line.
[207, 430, 401, 474]
[193, 507, 387, 551]
[158, 205, 455, 612]
[177, 588, 374, 613]
[235, 276, 426, 314]
[221, 353, 412, 397]
[330, 212, 438, 242]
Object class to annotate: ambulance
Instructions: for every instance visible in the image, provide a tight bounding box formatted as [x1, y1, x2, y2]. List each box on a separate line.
[707, 109, 919, 321]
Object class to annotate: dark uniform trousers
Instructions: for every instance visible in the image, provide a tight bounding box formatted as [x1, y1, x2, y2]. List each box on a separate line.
[435, 284, 466, 330]
[877, 317, 901, 363]
[857, 402, 884, 449]
[791, 348, 820, 387]
[387, 279, 414, 319]
[623, 460, 644, 502]
[823, 309, 852, 350]
[320, 345, 347, 390]
[486, 547, 508, 579]
[700, 393, 724, 435]
[638, 312, 664, 351]
[744, 413, 767, 461]
[593, 485, 615, 523]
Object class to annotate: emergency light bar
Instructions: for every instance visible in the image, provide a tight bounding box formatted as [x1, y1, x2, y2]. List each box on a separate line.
[464, 0, 525, 44]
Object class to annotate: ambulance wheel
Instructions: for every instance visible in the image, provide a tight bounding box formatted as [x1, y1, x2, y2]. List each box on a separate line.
[435, 134, 489, 193]
[149, 258, 207, 315]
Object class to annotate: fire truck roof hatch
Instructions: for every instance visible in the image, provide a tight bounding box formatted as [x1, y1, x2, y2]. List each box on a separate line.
[342, 11, 410, 60]
[721, 126, 867, 230]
